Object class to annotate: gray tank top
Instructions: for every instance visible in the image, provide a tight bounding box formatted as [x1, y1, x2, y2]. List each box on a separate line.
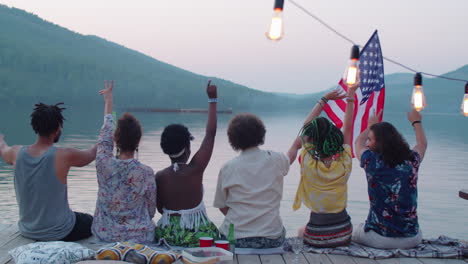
[14, 146, 76, 240]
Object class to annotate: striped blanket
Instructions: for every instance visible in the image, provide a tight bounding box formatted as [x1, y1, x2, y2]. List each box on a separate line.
[285, 236, 468, 259]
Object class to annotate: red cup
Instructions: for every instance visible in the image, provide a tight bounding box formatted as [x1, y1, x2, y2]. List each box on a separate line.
[199, 237, 213, 247]
[214, 240, 229, 251]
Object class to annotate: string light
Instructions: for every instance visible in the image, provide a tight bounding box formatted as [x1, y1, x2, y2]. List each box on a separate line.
[275, 0, 468, 115]
[462, 83, 468, 117]
[284, 0, 468, 84]
[266, 0, 284, 41]
[343, 45, 360, 86]
[412, 73, 426, 112]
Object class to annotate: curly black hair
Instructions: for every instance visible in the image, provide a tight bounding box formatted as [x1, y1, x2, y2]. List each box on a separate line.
[160, 124, 194, 156]
[227, 113, 266, 151]
[30, 102, 66, 137]
[114, 113, 142, 152]
[370, 122, 415, 167]
[301, 117, 344, 159]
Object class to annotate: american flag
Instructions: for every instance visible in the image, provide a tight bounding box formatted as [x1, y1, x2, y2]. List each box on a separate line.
[324, 30, 385, 155]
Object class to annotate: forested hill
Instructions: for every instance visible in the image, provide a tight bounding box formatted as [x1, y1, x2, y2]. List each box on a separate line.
[0, 5, 315, 110]
[0, 5, 466, 113]
[383, 65, 468, 113]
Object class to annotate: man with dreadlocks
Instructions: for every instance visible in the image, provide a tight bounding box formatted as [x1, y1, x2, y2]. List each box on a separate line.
[0, 102, 97, 241]
[292, 82, 359, 248]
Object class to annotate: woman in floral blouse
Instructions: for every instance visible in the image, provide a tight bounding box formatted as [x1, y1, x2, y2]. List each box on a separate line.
[92, 80, 156, 243]
[354, 109, 427, 249]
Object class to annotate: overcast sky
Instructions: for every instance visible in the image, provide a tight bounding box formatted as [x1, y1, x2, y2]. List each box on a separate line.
[2, 0, 467, 93]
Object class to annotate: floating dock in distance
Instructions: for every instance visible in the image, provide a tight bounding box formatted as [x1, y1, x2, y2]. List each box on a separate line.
[125, 107, 233, 114]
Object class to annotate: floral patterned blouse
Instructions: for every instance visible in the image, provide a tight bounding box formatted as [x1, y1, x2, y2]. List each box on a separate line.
[360, 150, 421, 237]
[92, 114, 156, 243]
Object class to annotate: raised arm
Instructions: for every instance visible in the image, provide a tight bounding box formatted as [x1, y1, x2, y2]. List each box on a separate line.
[0, 134, 20, 165]
[97, 80, 115, 159]
[63, 145, 98, 167]
[286, 89, 347, 163]
[343, 82, 359, 145]
[100, 80, 114, 115]
[189, 81, 217, 172]
[355, 110, 382, 160]
[407, 109, 427, 160]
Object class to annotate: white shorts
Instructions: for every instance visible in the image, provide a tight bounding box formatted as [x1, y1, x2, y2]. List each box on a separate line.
[352, 223, 422, 249]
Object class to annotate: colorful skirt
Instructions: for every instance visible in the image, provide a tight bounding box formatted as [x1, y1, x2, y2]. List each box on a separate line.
[154, 215, 220, 248]
[303, 209, 352, 248]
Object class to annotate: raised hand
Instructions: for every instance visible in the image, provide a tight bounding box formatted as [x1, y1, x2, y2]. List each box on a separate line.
[206, 80, 217, 99]
[347, 81, 360, 94]
[324, 89, 347, 101]
[368, 109, 383, 128]
[99, 80, 114, 102]
[407, 108, 422, 123]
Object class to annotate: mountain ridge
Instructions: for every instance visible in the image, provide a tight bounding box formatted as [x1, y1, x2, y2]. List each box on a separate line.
[0, 4, 466, 114]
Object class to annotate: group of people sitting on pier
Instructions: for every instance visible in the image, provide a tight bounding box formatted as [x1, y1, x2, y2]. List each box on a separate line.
[0, 79, 427, 250]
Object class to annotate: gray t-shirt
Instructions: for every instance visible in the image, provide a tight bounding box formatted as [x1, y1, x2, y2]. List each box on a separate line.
[14, 146, 75, 240]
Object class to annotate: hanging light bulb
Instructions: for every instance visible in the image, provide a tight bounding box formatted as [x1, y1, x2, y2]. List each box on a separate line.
[266, 0, 284, 41]
[343, 45, 360, 85]
[411, 73, 426, 112]
[462, 82, 468, 117]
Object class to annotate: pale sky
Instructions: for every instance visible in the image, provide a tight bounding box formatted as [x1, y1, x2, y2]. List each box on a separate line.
[2, 0, 467, 93]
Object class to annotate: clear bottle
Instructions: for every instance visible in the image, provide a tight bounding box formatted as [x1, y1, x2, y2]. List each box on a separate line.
[227, 223, 235, 253]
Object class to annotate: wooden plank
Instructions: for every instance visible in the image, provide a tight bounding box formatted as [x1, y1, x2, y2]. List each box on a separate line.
[303, 253, 332, 264]
[417, 259, 468, 264]
[350, 257, 379, 264]
[376, 258, 424, 264]
[0, 234, 35, 264]
[259, 255, 285, 264]
[0, 226, 22, 251]
[237, 254, 261, 264]
[327, 254, 360, 264]
[282, 253, 309, 264]
[226, 254, 238, 264]
[0, 224, 11, 234]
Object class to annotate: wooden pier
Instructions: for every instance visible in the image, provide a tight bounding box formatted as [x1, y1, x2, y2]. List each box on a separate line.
[0, 224, 466, 264]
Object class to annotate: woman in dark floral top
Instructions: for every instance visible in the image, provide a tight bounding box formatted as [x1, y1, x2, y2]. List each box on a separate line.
[353, 109, 427, 249]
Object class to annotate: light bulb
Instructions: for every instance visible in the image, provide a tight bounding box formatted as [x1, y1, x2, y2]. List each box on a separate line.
[343, 45, 360, 85]
[266, 0, 284, 41]
[411, 73, 426, 112]
[462, 94, 468, 117]
[462, 82, 468, 117]
[266, 9, 283, 41]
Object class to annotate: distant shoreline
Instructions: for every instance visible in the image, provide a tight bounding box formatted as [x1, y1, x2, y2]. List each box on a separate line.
[125, 107, 233, 114]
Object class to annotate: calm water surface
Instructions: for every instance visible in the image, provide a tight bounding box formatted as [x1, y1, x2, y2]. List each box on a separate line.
[0, 105, 467, 239]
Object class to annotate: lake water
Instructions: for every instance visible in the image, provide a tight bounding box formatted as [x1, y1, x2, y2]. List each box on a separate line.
[0, 105, 467, 239]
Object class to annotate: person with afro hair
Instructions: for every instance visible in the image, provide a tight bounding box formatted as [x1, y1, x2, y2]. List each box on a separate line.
[154, 80, 220, 247]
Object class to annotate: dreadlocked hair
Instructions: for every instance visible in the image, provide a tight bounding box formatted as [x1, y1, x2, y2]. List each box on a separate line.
[30, 102, 66, 137]
[300, 117, 344, 159]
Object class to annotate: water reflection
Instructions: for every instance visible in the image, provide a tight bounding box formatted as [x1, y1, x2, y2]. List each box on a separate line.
[0, 105, 467, 239]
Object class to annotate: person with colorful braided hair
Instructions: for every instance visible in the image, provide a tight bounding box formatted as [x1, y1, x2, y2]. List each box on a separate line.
[292, 82, 359, 248]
